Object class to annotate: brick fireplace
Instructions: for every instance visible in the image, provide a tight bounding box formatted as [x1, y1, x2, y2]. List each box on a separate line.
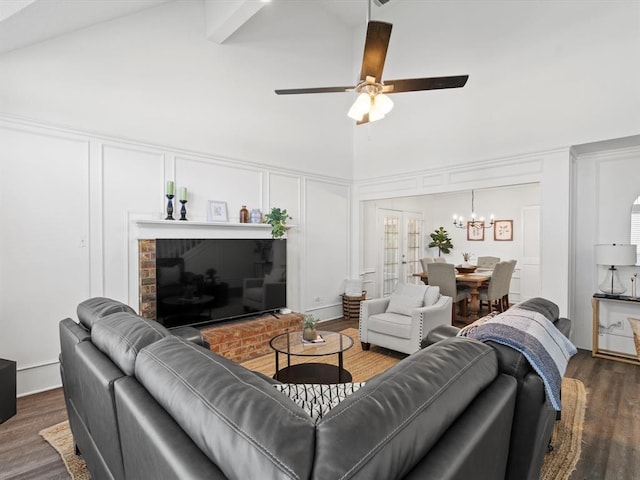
[136, 239, 301, 362]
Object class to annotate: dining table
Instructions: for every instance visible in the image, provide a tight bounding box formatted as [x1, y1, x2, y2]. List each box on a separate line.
[413, 270, 492, 321]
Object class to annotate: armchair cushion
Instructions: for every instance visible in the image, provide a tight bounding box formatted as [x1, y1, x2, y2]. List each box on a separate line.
[385, 284, 428, 315]
[387, 296, 424, 316]
[368, 312, 413, 339]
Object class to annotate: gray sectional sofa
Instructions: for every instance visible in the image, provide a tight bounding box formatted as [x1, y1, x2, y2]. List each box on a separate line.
[58, 296, 567, 480]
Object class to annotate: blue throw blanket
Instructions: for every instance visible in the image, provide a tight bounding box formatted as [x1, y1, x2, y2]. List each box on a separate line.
[458, 307, 576, 411]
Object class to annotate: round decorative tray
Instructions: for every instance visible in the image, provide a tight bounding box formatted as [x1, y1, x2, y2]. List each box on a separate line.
[456, 265, 478, 274]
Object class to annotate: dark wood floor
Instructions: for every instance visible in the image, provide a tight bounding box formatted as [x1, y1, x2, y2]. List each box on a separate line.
[1, 318, 638, 480]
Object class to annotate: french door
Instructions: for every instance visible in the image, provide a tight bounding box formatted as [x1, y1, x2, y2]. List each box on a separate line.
[379, 209, 423, 296]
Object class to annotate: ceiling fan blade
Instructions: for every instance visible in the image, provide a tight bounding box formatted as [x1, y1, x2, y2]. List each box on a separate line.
[359, 21, 392, 82]
[275, 86, 354, 95]
[383, 75, 469, 93]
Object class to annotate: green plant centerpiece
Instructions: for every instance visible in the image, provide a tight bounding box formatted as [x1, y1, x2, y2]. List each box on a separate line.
[301, 313, 318, 341]
[264, 207, 292, 239]
[428, 227, 454, 257]
[461, 252, 472, 266]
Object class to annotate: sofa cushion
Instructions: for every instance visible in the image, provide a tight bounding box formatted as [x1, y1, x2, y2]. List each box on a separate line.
[313, 337, 499, 479]
[77, 297, 136, 330]
[368, 312, 412, 339]
[516, 297, 559, 322]
[273, 382, 366, 422]
[135, 336, 315, 480]
[92, 312, 170, 375]
[386, 284, 428, 315]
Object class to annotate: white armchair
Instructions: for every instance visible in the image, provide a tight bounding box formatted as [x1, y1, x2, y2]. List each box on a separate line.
[359, 284, 452, 355]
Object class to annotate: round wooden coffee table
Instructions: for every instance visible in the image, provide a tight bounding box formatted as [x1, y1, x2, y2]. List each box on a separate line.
[269, 330, 354, 384]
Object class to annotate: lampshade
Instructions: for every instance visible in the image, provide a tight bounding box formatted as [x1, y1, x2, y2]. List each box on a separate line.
[594, 244, 637, 266]
[374, 93, 393, 115]
[347, 92, 393, 122]
[347, 93, 371, 121]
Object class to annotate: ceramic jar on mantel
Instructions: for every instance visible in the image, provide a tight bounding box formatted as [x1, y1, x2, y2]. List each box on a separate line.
[249, 209, 262, 224]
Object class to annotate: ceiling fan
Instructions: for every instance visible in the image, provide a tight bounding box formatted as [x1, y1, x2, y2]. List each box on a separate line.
[274, 5, 469, 125]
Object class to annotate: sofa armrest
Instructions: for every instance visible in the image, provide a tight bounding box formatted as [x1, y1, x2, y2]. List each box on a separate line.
[411, 296, 453, 346]
[359, 297, 391, 344]
[169, 326, 210, 349]
[421, 323, 460, 348]
[361, 297, 390, 318]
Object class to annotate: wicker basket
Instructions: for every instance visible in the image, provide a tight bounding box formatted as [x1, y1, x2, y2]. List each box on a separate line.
[628, 317, 640, 358]
[342, 291, 367, 321]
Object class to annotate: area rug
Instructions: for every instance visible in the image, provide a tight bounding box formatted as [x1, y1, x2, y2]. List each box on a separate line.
[240, 327, 405, 382]
[541, 377, 587, 480]
[39, 420, 90, 480]
[39, 328, 586, 480]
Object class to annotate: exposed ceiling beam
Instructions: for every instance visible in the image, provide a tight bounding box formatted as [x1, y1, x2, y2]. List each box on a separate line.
[204, 0, 268, 45]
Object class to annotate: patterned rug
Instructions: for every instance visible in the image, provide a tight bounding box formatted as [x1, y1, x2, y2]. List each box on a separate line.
[39, 328, 586, 480]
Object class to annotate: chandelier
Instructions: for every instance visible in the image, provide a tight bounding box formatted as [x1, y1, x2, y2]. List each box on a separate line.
[452, 190, 495, 229]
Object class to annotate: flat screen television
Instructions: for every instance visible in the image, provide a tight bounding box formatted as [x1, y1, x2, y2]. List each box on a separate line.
[155, 238, 286, 328]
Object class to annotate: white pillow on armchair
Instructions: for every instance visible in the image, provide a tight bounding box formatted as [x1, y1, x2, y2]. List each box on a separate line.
[386, 284, 428, 315]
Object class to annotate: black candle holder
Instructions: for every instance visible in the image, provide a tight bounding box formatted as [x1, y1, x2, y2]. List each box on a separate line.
[179, 200, 188, 221]
[165, 194, 175, 220]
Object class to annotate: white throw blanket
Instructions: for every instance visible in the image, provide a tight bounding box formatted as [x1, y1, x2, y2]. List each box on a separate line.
[458, 307, 576, 411]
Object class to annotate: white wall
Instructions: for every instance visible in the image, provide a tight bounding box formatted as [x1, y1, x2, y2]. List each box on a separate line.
[360, 184, 540, 299]
[353, 150, 571, 317]
[0, 125, 91, 395]
[572, 146, 640, 351]
[352, 0, 640, 180]
[0, 117, 351, 396]
[0, 0, 354, 178]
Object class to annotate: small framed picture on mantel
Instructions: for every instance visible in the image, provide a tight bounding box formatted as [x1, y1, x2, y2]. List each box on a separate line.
[494, 220, 513, 241]
[207, 200, 228, 223]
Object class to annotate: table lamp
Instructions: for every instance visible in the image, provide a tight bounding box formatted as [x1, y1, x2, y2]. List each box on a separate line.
[595, 244, 637, 297]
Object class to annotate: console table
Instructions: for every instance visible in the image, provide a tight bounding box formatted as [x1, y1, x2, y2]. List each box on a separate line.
[592, 294, 640, 365]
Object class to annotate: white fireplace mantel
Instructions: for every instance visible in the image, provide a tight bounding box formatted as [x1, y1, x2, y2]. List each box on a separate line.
[131, 215, 286, 240]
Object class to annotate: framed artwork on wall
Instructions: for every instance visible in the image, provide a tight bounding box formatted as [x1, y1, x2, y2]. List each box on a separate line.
[207, 200, 228, 222]
[467, 222, 485, 241]
[494, 220, 513, 241]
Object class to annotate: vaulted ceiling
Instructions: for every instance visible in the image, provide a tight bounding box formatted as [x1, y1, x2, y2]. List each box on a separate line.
[0, 0, 380, 54]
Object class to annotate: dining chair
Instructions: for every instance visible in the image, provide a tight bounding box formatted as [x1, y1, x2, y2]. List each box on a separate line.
[420, 257, 447, 271]
[476, 256, 500, 270]
[420, 257, 434, 271]
[426, 262, 470, 323]
[501, 260, 517, 310]
[478, 261, 511, 314]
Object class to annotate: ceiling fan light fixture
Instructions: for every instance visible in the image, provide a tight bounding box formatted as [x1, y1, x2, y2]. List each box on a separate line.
[374, 93, 393, 115]
[347, 92, 372, 120]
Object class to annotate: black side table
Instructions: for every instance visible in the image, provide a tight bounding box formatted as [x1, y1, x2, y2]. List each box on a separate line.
[0, 358, 17, 424]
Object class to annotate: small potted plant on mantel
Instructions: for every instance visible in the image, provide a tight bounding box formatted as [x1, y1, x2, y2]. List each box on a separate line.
[301, 313, 318, 341]
[264, 207, 292, 239]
